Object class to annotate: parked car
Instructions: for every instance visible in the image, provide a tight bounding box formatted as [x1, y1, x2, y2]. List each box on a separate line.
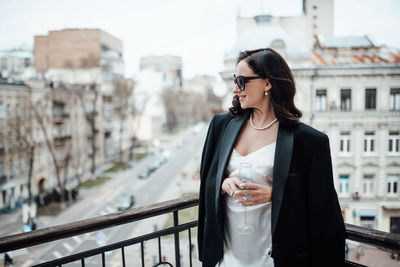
[117, 194, 135, 211]
[149, 161, 160, 172]
[139, 168, 151, 179]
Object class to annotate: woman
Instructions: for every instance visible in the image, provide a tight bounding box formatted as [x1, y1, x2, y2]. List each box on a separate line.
[197, 48, 345, 267]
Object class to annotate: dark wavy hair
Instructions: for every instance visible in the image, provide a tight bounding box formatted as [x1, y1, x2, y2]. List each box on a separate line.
[229, 48, 302, 126]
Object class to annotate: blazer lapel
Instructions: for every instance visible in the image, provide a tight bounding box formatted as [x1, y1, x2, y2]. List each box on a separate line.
[214, 113, 249, 215]
[271, 124, 294, 235]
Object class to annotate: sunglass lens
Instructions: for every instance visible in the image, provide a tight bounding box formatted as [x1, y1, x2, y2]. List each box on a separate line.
[238, 77, 245, 90]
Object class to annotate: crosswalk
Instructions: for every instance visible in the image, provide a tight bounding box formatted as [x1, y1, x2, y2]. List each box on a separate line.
[72, 236, 83, 244]
[40, 200, 124, 263]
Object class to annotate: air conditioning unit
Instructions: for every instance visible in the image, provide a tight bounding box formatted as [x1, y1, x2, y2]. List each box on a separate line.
[351, 192, 360, 200]
[329, 101, 338, 111]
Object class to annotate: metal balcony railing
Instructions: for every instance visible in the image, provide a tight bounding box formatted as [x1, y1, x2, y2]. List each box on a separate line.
[0, 195, 399, 267]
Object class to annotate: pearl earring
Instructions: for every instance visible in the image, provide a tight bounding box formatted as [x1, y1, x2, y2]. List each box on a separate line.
[264, 91, 268, 96]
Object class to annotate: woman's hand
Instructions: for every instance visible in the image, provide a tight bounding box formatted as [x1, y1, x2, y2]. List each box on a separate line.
[221, 177, 242, 196]
[234, 183, 272, 206]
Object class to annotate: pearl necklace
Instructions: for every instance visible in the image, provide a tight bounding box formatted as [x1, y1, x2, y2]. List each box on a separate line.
[249, 114, 277, 130]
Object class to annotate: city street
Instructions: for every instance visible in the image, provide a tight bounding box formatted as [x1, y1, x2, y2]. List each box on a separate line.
[5, 124, 206, 266]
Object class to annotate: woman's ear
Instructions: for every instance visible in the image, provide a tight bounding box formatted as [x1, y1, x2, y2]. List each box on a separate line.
[265, 79, 272, 90]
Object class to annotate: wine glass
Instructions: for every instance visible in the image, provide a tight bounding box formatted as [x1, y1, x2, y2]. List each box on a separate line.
[236, 162, 254, 235]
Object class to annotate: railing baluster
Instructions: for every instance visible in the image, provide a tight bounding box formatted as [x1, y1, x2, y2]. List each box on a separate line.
[102, 252, 105, 267]
[173, 210, 181, 267]
[158, 236, 162, 263]
[141, 241, 145, 267]
[81, 258, 85, 267]
[188, 228, 192, 267]
[121, 247, 126, 267]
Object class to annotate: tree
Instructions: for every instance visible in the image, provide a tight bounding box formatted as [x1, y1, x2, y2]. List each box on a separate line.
[7, 88, 36, 211]
[113, 78, 134, 162]
[161, 87, 179, 132]
[33, 84, 74, 205]
[75, 83, 99, 178]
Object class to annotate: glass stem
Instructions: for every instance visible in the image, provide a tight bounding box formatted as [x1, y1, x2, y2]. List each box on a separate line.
[244, 206, 248, 226]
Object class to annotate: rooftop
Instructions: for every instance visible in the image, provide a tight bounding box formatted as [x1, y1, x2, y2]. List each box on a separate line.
[312, 35, 400, 66]
[316, 35, 376, 49]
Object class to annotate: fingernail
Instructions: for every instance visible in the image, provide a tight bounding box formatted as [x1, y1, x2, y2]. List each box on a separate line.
[234, 191, 239, 195]
[235, 200, 240, 203]
[239, 184, 244, 189]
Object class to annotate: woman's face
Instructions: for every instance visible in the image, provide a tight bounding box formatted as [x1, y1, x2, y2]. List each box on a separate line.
[233, 60, 269, 110]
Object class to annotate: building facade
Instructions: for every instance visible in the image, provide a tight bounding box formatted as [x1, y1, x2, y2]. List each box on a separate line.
[0, 47, 35, 82]
[0, 80, 97, 211]
[34, 28, 131, 163]
[221, 0, 400, 233]
[294, 38, 400, 233]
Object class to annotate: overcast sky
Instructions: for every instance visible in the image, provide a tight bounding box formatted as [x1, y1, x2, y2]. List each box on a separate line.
[0, 0, 399, 78]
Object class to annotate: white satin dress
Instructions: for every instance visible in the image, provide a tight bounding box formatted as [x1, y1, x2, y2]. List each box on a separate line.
[219, 142, 276, 267]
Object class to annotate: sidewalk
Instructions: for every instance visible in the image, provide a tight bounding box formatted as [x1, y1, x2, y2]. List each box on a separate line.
[347, 245, 400, 267]
[0, 161, 115, 237]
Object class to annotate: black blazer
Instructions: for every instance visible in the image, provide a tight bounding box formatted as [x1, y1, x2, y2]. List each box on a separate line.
[197, 112, 346, 267]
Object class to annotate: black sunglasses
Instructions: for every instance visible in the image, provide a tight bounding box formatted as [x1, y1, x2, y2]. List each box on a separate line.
[233, 74, 263, 91]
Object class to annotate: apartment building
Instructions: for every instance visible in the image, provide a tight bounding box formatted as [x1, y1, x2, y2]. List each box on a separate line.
[294, 36, 400, 233]
[34, 28, 130, 163]
[220, 0, 400, 233]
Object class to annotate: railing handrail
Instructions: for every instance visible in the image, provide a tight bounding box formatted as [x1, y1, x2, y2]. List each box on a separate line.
[345, 223, 400, 252]
[0, 195, 198, 253]
[1, 195, 399, 254]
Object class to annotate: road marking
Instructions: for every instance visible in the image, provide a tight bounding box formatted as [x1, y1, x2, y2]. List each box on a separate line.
[72, 236, 83, 244]
[100, 210, 107, 216]
[8, 248, 28, 256]
[62, 242, 74, 252]
[104, 189, 118, 201]
[53, 251, 62, 258]
[84, 233, 91, 239]
[20, 259, 34, 267]
[105, 205, 114, 213]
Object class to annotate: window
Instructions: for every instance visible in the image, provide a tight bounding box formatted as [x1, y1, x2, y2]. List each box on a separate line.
[339, 175, 350, 195]
[364, 132, 375, 153]
[7, 131, 13, 149]
[341, 89, 351, 111]
[6, 104, 11, 118]
[390, 88, 400, 111]
[38, 152, 42, 168]
[365, 88, 376, 110]
[18, 157, 24, 172]
[271, 39, 287, 57]
[0, 102, 4, 119]
[0, 161, 5, 176]
[340, 132, 351, 153]
[389, 132, 400, 153]
[2, 190, 6, 206]
[390, 217, 400, 234]
[387, 175, 398, 195]
[9, 159, 14, 177]
[315, 89, 327, 111]
[359, 210, 377, 229]
[362, 175, 375, 196]
[0, 133, 3, 149]
[19, 184, 24, 199]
